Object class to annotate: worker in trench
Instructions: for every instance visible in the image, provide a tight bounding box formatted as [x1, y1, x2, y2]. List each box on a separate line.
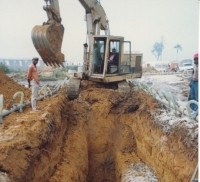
[27, 57, 41, 111]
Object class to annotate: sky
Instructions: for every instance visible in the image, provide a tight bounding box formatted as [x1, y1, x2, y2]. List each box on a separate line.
[0, 0, 199, 64]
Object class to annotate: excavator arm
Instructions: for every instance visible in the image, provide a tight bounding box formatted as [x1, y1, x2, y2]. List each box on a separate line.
[79, 0, 109, 75]
[32, 0, 109, 68]
[79, 0, 109, 34]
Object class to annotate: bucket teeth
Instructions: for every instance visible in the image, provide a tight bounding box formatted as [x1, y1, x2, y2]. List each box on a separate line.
[31, 24, 65, 67]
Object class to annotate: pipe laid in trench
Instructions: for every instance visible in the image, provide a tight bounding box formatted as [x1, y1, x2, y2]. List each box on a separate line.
[0, 77, 71, 123]
[0, 88, 59, 124]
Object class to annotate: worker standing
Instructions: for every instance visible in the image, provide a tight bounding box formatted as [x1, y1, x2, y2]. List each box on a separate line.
[27, 57, 40, 111]
[189, 53, 198, 112]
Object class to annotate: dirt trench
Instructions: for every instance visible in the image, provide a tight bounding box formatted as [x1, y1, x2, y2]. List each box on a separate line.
[0, 73, 198, 182]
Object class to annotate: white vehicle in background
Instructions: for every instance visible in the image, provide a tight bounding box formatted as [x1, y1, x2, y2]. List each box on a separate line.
[178, 59, 193, 72]
[178, 60, 194, 79]
[154, 63, 168, 72]
[179, 62, 194, 72]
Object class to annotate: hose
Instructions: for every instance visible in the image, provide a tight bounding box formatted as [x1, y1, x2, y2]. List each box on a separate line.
[128, 80, 197, 120]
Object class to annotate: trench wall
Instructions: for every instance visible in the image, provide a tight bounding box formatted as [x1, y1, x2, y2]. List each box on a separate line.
[131, 109, 197, 182]
[0, 88, 197, 182]
[0, 93, 69, 182]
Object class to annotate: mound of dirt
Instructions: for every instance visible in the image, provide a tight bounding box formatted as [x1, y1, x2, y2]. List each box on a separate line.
[0, 71, 31, 108]
[142, 65, 159, 73]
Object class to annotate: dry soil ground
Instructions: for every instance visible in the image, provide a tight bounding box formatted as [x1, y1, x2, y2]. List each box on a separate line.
[0, 71, 198, 182]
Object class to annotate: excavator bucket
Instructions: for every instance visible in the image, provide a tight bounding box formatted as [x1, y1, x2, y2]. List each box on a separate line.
[31, 24, 65, 67]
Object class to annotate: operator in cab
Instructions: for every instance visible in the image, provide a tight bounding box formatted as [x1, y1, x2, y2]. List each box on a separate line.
[27, 57, 40, 112]
[108, 48, 119, 73]
[109, 48, 118, 65]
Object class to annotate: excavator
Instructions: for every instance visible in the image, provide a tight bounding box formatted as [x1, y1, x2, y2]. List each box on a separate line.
[31, 0, 142, 98]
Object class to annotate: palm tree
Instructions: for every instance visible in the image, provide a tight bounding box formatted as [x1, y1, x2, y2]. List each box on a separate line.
[152, 40, 164, 61]
[174, 44, 182, 61]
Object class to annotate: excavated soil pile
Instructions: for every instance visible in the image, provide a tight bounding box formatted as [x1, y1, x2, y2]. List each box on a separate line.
[142, 65, 159, 73]
[0, 71, 31, 109]
[0, 73, 198, 182]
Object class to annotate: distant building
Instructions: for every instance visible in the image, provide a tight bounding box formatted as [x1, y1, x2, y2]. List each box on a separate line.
[0, 59, 45, 71]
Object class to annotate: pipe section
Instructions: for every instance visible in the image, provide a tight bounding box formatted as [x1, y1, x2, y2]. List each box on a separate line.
[0, 78, 70, 123]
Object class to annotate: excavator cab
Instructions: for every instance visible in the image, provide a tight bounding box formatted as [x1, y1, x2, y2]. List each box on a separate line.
[87, 35, 142, 83]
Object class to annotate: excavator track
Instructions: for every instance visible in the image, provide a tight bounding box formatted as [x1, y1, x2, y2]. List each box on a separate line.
[31, 23, 65, 67]
[117, 81, 131, 97]
[67, 77, 81, 100]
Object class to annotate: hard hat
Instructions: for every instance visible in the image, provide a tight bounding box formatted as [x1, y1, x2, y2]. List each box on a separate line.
[194, 53, 198, 59]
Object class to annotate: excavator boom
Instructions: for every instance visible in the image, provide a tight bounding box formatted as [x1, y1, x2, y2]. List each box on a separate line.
[32, 0, 109, 68]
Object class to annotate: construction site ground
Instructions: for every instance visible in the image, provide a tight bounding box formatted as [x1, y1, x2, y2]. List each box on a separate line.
[0, 71, 198, 182]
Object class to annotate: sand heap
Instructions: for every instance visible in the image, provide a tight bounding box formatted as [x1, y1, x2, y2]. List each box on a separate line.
[0, 71, 31, 108]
